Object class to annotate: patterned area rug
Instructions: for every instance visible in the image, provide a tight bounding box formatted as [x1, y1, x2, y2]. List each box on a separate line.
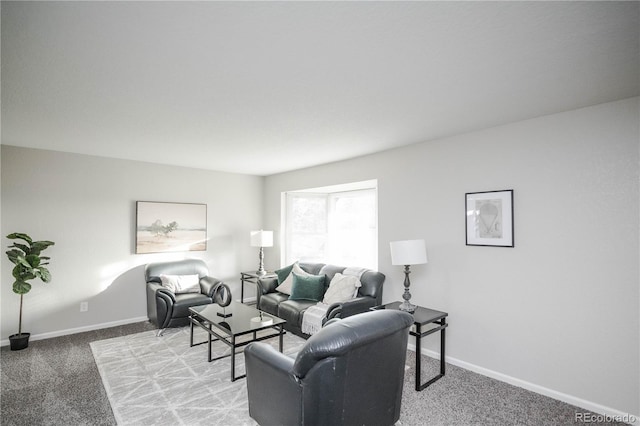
[90, 326, 603, 426]
[90, 327, 305, 425]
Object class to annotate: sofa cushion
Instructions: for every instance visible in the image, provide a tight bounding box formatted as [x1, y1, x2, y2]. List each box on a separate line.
[146, 259, 208, 282]
[160, 274, 200, 294]
[323, 273, 361, 305]
[278, 299, 317, 328]
[259, 292, 289, 316]
[289, 273, 326, 302]
[298, 263, 325, 275]
[276, 263, 313, 295]
[172, 293, 212, 317]
[275, 263, 295, 285]
[317, 264, 346, 284]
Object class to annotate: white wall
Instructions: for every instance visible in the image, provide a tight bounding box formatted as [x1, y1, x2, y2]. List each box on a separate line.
[264, 98, 640, 418]
[1, 146, 263, 340]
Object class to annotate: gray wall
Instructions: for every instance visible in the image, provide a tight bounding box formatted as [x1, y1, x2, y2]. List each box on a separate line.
[263, 98, 639, 418]
[1, 146, 263, 339]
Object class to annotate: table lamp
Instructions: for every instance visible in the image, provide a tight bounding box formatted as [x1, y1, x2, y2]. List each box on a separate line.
[250, 230, 273, 276]
[390, 239, 428, 313]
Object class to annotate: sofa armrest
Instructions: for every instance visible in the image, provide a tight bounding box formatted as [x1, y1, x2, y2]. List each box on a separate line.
[148, 282, 176, 303]
[257, 277, 279, 295]
[256, 277, 279, 308]
[325, 296, 376, 321]
[325, 303, 342, 322]
[200, 276, 223, 297]
[146, 282, 177, 328]
[245, 342, 302, 425]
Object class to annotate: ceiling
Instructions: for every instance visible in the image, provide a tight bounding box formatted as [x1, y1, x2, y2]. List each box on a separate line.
[1, 1, 638, 176]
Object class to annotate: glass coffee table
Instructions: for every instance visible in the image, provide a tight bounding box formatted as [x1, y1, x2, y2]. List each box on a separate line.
[189, 301, 286, 381]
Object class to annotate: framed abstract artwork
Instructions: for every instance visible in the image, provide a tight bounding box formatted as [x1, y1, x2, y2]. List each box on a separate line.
[465, 190, 514, 247]
[135, 201, 207, 254]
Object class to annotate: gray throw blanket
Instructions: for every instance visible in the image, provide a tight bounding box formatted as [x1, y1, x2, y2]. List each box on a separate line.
[301, 303, 330, 335]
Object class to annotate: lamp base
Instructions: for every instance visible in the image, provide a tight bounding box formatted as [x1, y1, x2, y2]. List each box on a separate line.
[250, 316, 273, 326]
[256, 246, 267, 276]
[399, 300, 416, 313]
[399, 265, 416, 313]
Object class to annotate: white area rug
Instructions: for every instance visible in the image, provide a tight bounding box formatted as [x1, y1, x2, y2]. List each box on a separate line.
[90, 327, 305, 425]
[91, 327, 602, 426]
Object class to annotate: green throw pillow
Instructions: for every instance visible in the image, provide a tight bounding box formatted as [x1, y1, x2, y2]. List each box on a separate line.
[289, 272, 326, 302]
[275, 263, 295, 284]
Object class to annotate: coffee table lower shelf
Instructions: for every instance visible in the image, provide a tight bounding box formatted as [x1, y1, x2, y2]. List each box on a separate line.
[189, 303, 286, 381]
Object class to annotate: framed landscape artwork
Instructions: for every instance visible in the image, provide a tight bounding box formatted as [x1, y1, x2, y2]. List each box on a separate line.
[465, 190, 514, 247]
[136, 201, 207, 254]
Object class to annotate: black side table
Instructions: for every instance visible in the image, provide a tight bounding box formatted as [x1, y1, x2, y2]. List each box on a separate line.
[373, 301, 448, 391]
[240, 271, 276, 304]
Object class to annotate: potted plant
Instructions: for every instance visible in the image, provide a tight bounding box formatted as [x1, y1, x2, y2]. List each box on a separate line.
[5, 232, 55, 351]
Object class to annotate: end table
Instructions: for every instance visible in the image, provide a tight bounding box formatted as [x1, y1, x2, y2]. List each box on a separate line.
[372, 301, 448, 391]
[240, 271, 277, 304]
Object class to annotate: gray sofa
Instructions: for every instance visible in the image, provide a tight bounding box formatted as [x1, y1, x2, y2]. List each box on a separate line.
[256, 262, 385, 338]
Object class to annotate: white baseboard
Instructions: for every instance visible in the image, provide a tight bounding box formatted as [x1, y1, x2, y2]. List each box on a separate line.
[0, 316, 149, 348]
[407, 344, 639, 426]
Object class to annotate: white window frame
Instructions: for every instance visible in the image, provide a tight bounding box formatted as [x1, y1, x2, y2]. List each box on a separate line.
[284, 192, 328, 265]
[282, 180, 378, 269]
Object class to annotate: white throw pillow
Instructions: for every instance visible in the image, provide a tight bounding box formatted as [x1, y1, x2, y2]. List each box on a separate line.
[276, 263, 312, 295]
[322, 273, 362, 305]
[160, 274, 201, 294]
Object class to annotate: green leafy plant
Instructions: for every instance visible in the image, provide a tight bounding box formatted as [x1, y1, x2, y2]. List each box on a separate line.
[6, 232, 55, 336]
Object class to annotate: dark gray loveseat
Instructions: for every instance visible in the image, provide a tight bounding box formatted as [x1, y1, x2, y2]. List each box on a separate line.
[256, 262, 385, 338]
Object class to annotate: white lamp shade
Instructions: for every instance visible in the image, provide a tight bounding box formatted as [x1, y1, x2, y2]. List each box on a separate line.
[390, 239, 427, 265]
[250, 230, 273, 247]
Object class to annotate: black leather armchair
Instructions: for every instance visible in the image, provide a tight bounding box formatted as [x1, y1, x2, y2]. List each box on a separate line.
[244, 309, 414, 426]
[145, 259, 223, 335]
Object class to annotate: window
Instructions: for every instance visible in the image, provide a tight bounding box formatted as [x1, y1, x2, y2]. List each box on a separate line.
[283, 181, 377, 269]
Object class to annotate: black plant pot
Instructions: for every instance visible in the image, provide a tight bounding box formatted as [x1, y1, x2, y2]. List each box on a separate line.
[9, 333, 30, 351]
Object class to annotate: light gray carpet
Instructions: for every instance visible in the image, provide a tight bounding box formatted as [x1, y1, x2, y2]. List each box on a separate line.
[0, 321, 156, 426]
[1, 321, 628, 425]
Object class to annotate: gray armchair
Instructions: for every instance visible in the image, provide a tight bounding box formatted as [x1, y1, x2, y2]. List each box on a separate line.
[244, 309, 414, 426]
[145, 259, 224, 334]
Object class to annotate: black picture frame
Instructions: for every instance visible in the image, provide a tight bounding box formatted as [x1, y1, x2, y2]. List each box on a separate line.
[465, 190, 514, 247]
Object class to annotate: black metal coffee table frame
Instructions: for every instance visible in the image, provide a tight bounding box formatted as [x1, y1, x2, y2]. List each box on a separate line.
[189, 302, 286, 381]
